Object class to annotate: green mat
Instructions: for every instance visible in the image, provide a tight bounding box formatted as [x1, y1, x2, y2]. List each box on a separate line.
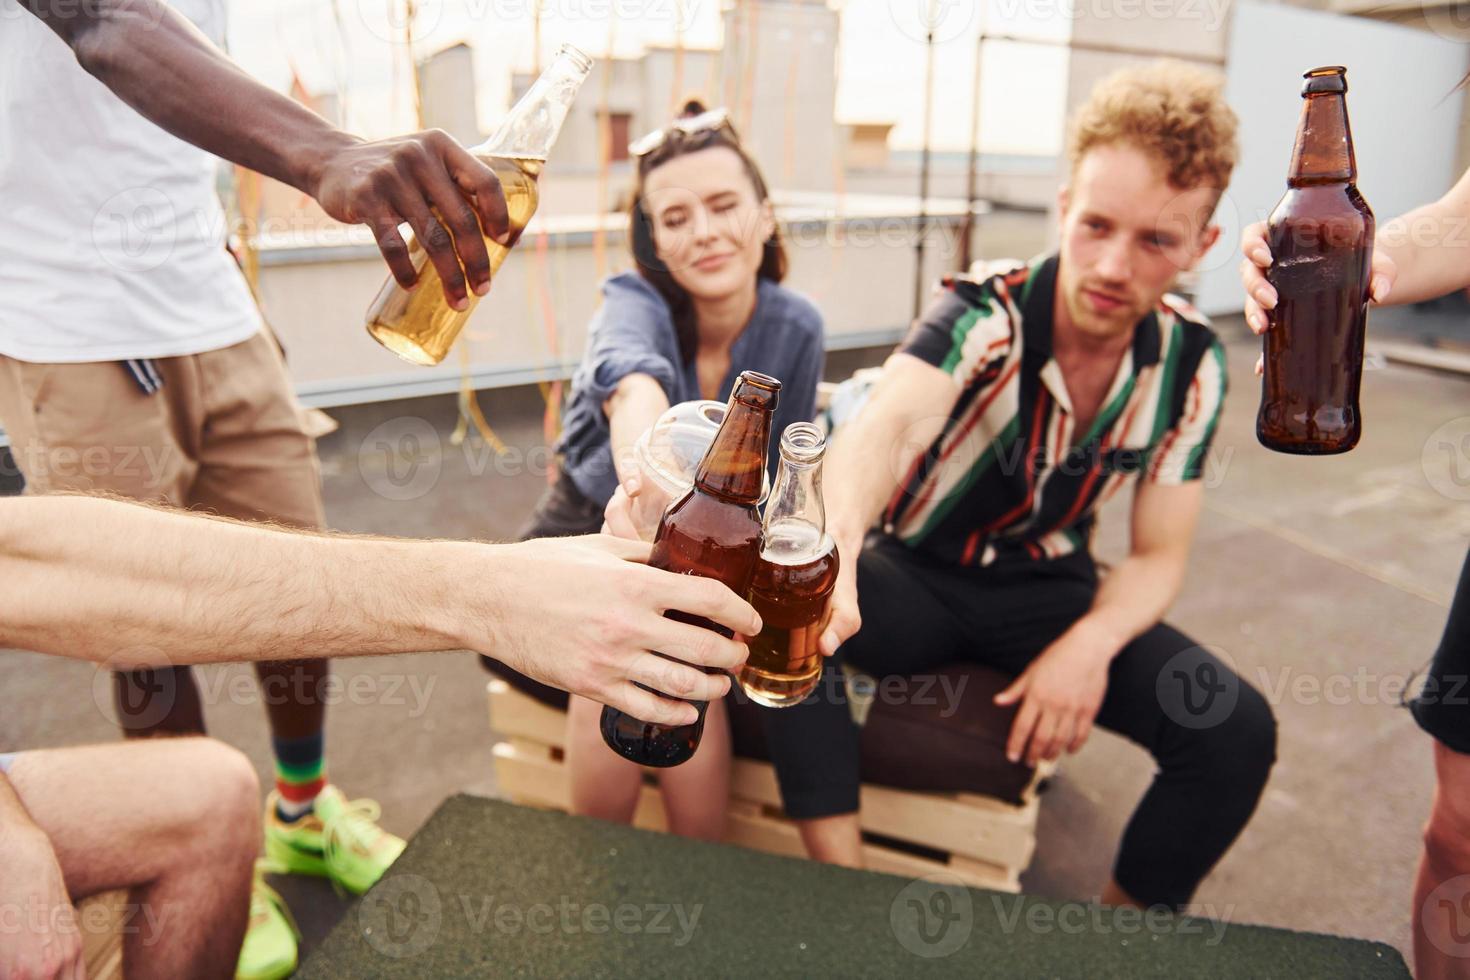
[298, 794, 1408, 979]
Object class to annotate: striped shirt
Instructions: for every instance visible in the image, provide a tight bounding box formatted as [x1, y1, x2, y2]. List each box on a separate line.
[883, 253, 1227, 567]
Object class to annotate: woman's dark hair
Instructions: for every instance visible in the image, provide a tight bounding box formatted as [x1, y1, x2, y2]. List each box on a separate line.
[627, 101, 787, 366]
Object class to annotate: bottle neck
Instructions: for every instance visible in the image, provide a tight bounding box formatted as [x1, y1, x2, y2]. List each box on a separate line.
[475, 47, 591, 159]
[1287, 92, 1357, 186]
[764, 422, 827, 535]
[695, 378, 778, 503]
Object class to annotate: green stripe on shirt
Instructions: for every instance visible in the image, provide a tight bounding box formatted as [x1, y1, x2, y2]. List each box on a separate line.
[940, 306, 986, 375]
[905, 414, 1022, 545]
[1182, 339, 1228, 480]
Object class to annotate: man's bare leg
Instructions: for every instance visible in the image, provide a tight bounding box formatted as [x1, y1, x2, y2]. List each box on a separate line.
[1414, 740, 1470, 980]
[794, 814, 864, 868]
[7, 738, 259, 980]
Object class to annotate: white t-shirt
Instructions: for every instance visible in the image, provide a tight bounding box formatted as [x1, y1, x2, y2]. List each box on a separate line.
[0, 0, 261, 363]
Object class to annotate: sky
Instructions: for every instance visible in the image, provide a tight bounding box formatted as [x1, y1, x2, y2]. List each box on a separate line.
[224, 0, 1070, 156]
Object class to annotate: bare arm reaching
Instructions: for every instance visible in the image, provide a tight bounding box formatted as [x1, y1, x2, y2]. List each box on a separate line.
[605, 373, 673, 486]
[0, 495, 760, 726]
[818, 352, 961, 654]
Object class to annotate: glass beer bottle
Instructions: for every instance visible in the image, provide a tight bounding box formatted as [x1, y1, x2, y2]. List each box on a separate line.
[365, 43, 592, 366]
[1258, 65, 1374, 455]
[738, 422, 838, 708]
[600, 371, 781, 767]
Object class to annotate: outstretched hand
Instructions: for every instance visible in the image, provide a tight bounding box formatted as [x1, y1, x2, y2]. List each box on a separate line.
[481, 534, 760, 725]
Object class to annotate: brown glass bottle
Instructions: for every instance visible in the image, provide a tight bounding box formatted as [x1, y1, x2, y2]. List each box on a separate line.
[600, 371, 781, 767]
[1258, 66, 1375, 455]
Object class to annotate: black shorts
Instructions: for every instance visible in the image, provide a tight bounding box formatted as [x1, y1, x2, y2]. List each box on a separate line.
[1412, 548, 1470, 755]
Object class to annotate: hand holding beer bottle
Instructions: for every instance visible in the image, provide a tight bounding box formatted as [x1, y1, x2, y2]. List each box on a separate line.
[600, 371, 781, 767]
[1241, 237, 1395, 365]
[365, 44, 592, 366]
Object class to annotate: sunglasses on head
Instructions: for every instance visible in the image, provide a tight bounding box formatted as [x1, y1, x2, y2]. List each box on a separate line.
[628, 107, 740, 160]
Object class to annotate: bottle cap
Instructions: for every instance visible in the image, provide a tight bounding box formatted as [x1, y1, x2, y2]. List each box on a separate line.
[1302, 66, 1347, 96]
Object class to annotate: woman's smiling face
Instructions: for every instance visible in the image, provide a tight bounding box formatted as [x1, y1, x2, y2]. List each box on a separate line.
[640, 145, 775, 303]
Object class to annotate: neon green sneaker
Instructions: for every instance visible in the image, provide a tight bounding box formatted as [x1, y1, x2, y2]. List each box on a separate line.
[235, 865, 298, 980]
[263, 786, 406, 895]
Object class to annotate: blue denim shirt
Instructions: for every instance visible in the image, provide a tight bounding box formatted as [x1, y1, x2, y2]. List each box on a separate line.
[558, 272, 826, 506]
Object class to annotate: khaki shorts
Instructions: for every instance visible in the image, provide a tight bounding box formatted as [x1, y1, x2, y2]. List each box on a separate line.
[0, 330, 324, 529]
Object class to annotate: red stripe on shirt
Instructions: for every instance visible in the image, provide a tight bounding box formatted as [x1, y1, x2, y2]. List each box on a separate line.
[976, 388, 1050, 542]
[890, 357, 1023, 527]
[961, 529, 982, 564]
[1048, 378, 1149, 537]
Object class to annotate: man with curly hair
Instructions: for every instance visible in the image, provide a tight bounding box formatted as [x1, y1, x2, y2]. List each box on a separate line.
[758, 60, 1277, 909]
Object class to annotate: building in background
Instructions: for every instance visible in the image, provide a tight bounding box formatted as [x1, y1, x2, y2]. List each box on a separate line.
[418, 42, 482, 146]
[502, 0, 840, 191]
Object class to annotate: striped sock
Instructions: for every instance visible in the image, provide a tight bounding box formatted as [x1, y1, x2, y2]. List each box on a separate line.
[272, 732, 326, 822]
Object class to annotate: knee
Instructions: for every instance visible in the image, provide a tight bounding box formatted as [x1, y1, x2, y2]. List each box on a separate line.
[1183, 683, 1278, 790]
[168, 739, 261, 851]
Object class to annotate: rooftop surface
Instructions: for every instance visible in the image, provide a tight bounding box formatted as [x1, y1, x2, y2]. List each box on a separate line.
[2, 315, 1465, 966]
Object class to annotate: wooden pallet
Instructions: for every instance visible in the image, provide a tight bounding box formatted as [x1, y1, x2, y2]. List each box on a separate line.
[488, 680, 1049, 893]
[76, 890, 125, 979]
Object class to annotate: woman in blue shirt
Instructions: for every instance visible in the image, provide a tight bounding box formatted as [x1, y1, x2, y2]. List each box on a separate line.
[494, 104, 825, 842]
[520, 106, 824, 539]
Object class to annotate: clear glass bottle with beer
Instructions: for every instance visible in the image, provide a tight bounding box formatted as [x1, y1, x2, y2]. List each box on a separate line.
[365, 44, 592, 366]
[1258, 65, 1375, 454]
[600, 371, 781, 767]
[738, 422, 838, 708]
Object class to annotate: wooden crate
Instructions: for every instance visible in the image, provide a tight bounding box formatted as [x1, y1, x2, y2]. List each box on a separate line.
[76, 890, 125, 979]
[488, 680, 1049, 892]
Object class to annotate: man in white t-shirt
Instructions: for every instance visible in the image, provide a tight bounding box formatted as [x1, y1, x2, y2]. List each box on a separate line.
[0, 2, 513, 976]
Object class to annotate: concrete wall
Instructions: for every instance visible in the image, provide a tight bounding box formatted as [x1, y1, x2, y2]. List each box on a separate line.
[1063, 0, 1232, 112]
[719, 0, 840, 191]
[640, 47, 722, 130]
[418, 44, 481, 147]
[1341, 2, 1470, 176]
[255, 198, 973, 406]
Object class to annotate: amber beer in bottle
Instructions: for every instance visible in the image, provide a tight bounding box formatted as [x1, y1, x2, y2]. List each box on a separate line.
[738, 423, 838, 708]
[1258, 66, 1374, 454]
[600, 372, 781, 767]
[364, 44, 592, 366]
